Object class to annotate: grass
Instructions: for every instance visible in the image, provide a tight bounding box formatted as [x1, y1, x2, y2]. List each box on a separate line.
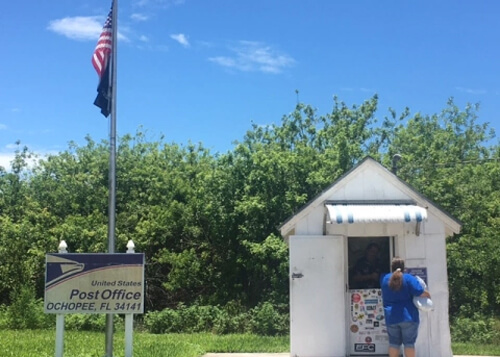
[0, 330, 289, 357]
[1, 330, 499, 356]
[452, 342, 500, 356]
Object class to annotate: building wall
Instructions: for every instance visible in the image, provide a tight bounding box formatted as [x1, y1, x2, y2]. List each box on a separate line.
[286, 160, 455, 356]
[290, 214, 452, 356]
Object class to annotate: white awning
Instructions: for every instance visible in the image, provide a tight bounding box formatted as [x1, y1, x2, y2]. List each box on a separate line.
[326, 204, 427, 224]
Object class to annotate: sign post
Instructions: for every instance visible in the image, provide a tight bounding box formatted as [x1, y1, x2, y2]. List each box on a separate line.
[45, 241, 145, 356]
[55, 240, 68, 357]
[125, 240, 135, 357]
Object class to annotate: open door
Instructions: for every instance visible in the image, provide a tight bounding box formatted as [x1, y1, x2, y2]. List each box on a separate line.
[290, 235, 345, 357]
[347, 237, 392, 356]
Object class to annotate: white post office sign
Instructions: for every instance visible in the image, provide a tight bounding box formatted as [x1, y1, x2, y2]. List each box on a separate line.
[45, 253, 145, 314]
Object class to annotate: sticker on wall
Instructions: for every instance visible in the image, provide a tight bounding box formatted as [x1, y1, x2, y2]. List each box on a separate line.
[350, 289, 387, 347]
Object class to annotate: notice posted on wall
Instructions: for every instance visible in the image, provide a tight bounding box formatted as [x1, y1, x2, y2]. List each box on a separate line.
[45, 253, 144, 314]
[406, 267, 428, 286]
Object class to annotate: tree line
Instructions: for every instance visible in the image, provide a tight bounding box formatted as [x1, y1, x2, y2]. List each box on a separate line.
[0, 95, 499, 322]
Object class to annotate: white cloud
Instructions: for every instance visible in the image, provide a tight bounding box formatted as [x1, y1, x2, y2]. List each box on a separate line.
[209, 41, 295, 74]
[210, 56, 236, 68]
[139, 35, 150, 42]
[455, 86, 487, 95]
[0, 124, 6, 130]
[0, 153, 15, 170]
[131, 13, 149, 21]
[198, 40, 215, 48]
[0, 147, 59, 171]
[47, 16, 104, 41]
[170, 33, 190, 48]
[0, 153, 42, 171]
[47, 16, 128, 41]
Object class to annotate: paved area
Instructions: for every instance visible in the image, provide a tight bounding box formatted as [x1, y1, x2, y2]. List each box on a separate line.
[204, 354, 288, 357]
[204, 353, 496, 357]
[204, 355, 288, 357]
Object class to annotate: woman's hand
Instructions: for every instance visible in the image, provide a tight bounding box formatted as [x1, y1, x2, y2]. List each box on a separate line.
[420, 290, 431, 298]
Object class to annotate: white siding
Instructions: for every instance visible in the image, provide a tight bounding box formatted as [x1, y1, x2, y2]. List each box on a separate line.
[283, 158, 458, 357]
[290, 235, 346, 357]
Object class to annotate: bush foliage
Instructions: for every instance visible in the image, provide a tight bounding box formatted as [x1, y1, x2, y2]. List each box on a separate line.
[144, 301, 288, 335]
[450, 314, 500, 344]
[0, 285, 53, 330]
[1, 292, 288, 336]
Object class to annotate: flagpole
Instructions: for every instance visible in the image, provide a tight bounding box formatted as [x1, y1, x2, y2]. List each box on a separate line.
[105, 0, 118, 355]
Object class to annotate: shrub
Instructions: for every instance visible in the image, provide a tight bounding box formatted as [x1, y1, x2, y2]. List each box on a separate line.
[64, 313, 124, 331]
[0, 285, 129, 331]
[143, 301, 290, 335]
[144, 308, 182, 334]
[213, 308, 248, 334]
[180, 304, 222, 333]
[0, 304, 9, 329]
[451, 314, 500, 344]
[5, 285, 53, 329]
[248, 302, 289, 336]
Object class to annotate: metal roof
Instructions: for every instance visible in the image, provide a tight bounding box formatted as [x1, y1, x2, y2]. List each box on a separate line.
[326, 204, 427, 224]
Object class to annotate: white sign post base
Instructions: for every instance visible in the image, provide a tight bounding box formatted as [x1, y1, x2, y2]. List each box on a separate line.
[125, 240, 135, 357]
[55, 240, 68, 357]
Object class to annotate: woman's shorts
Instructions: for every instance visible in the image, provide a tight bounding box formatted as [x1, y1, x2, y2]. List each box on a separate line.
[386, 321, 419, 348]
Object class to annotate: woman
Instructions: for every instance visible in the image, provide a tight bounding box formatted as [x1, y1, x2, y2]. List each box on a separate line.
[380, 257, 431, 357]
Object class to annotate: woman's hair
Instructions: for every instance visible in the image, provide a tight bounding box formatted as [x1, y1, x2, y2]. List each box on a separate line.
[389, 257, 405, 291]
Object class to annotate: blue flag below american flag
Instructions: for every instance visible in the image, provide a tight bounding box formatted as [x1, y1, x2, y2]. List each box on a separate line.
[92, 3, 113, 117]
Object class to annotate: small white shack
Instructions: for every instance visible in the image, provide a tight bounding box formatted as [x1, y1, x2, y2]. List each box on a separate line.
[280, 157, 461, 357]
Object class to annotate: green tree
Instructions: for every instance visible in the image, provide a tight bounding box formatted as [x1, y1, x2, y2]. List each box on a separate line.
[1, 95, 498, 323]
[211, 96, 383, 306]
[382, 99, 499, 317]
[0, 144, 56, 303]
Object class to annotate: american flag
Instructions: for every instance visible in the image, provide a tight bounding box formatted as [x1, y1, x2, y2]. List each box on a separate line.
[93, 2, 113, 117]
[92, 6, 113, 78]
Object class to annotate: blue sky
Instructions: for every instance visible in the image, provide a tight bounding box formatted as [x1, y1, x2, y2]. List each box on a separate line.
[1, 0, 499, 169]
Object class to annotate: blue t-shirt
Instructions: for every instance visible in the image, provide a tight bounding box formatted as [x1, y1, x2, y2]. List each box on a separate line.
[380, 273, 424, 325]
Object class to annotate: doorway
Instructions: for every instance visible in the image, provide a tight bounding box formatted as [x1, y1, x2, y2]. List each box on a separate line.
[348, 237, 391, 289]
[347, 236, 392, 356]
